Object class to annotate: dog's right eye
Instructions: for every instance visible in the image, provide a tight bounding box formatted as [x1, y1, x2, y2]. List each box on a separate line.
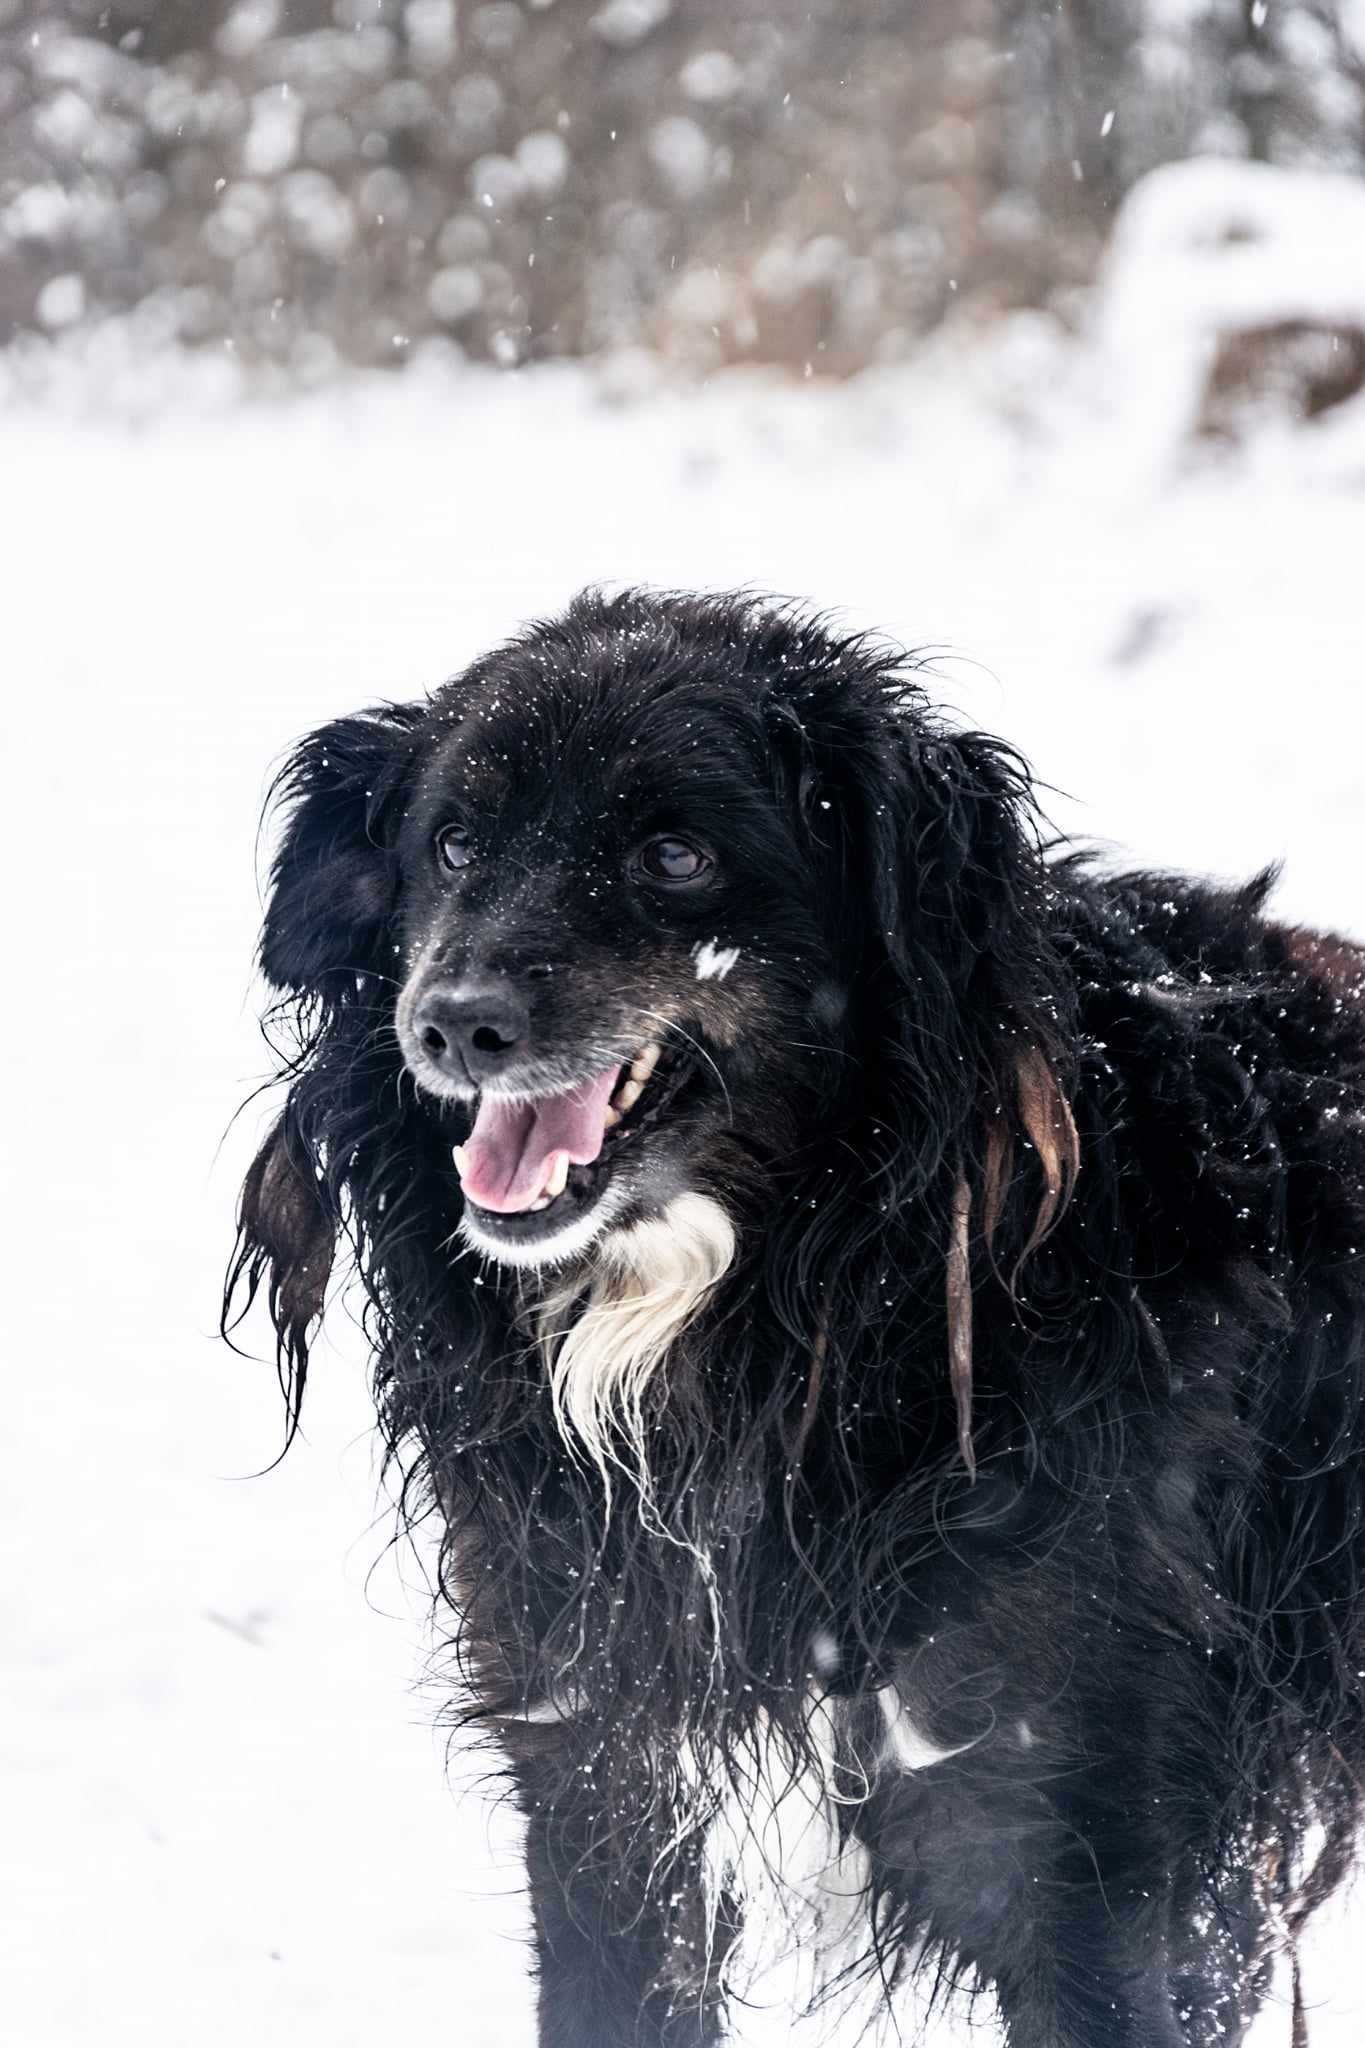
[435, 823, 473, 872]
[636, 836, 712, 885]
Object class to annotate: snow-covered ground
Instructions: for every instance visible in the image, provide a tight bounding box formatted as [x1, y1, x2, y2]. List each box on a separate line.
[6, 308, 1365, 2045]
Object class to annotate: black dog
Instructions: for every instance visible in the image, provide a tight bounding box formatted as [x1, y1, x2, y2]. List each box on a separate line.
[227, 589, 1365, 2048]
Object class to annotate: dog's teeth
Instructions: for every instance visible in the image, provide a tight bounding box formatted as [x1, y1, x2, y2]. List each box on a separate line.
[603, 1106, 621, 1129]
[629, 1043, 662, 1085]
[611, 1044, 661, 1117]
[453, 1145, 470, 1178]
[529, 1195, 551, 1211]
[543, 1151, 570, 1200]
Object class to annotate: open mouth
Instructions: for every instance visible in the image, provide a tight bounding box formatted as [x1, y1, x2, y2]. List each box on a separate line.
[452, 1040, 694, 1255]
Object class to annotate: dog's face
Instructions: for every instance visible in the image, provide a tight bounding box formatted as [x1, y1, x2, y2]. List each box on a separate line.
[390, 657, 842, 1268]
[253, 592, 1051, 1312]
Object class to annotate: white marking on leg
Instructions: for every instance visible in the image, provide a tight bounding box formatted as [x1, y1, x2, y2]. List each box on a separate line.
[692, 1693, 876, 2021]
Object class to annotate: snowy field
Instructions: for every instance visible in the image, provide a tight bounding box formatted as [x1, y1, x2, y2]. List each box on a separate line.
[5, 311, 1365, 2046]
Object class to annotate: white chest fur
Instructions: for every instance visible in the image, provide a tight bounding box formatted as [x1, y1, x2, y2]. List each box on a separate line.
[537, 1191, 736, 1505]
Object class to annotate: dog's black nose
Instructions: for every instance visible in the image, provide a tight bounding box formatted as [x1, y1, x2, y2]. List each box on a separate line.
[413, 983, 530, 1083]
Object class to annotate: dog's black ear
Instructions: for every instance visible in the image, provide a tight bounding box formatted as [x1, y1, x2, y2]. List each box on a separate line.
[854, 720, 1076, 1152]
[867, 726, 1050, 993]
[843, 718, 1080, 1468]
[260, 705, 422, 994]
[227, 701, 422, 1436]
[224, 1108, 336, 1442]
[864, 717, 1078, 1181]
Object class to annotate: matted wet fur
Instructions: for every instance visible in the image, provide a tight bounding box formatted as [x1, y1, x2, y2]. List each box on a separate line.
[225, 589, 1365, 2048]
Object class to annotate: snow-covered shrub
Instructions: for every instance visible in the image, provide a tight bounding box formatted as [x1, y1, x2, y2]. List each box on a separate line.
[1097, 157, 1365, 450]
[0, 0, 1362, 377]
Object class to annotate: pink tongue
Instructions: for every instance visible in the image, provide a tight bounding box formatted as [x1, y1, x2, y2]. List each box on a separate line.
[459, 1067, 621, 1213]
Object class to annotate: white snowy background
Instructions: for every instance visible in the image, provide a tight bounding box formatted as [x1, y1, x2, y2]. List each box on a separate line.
[6, 161, 1365, 2048]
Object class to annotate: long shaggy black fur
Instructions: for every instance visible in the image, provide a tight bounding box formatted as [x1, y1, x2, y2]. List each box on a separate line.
[225, 589, 1365, 2048]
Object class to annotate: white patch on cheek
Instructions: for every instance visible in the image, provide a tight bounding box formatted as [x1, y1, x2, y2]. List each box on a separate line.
[693, 938, 740, 982]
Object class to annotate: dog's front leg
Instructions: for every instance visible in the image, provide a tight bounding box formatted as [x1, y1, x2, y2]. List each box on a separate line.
[509, 1732, 727, 2048]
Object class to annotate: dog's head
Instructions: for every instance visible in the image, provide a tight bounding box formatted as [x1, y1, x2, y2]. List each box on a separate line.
[385, 601, 868, 1269]
[233, 592, 1072, 1433]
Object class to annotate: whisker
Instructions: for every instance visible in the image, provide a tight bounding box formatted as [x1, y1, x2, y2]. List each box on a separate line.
[636, 1010, 734, 1127]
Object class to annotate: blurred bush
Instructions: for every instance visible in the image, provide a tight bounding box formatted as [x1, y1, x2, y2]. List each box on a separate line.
[1, 0, 1362, 377]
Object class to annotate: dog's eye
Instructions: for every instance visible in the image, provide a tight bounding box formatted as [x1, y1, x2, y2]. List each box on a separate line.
[435, 823, 473, 872]
[637, 836, 712, 886]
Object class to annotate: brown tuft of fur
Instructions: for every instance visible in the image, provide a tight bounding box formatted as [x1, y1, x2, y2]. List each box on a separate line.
[981, 1112, 1013, 1251]
[237, 1116, 335, 1350]
[947, 1172, 977, 1480]
[950, 1052, 1080, 1474]
[1273, 924, 1365, 1007]
[1014, 1046, 1080, 1262]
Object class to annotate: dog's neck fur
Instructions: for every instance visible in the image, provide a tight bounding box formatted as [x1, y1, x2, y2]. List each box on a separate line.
[536, 1192, 736, 1507]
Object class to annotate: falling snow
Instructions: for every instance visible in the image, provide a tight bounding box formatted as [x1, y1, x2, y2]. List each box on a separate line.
[6, 325, 1363, 2040]
[5, 9, 1365, 2045]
